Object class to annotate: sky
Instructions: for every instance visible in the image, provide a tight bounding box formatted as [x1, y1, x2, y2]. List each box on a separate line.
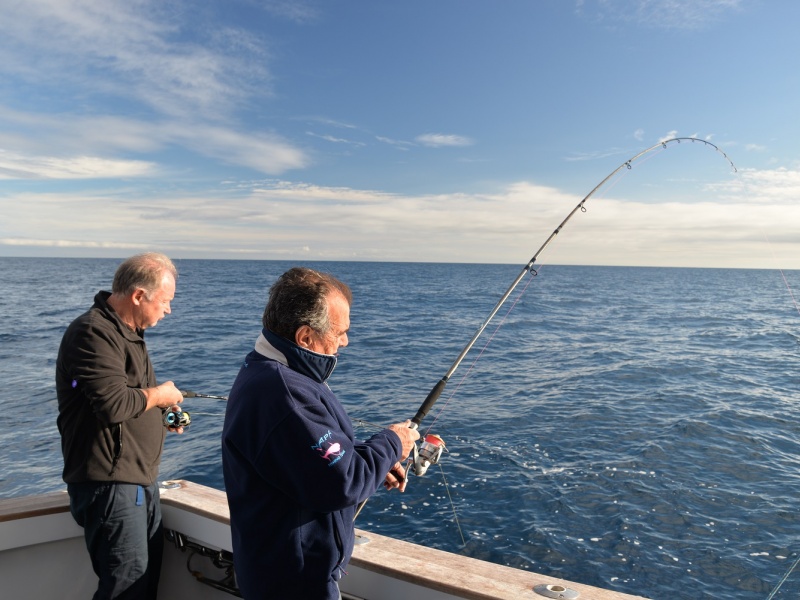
[1, 0, 799, 268]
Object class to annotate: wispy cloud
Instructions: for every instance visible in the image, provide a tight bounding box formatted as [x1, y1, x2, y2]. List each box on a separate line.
[0, 151, 155, 180]
[0, 0, 269, 119]
[301, 117, 359, 130]
[0, 0, 308, 176]
[0, 238, 148, 250]
[0, 108, 308, 177]
[375, 136, 415, 151]
[305, 131, 367, 147]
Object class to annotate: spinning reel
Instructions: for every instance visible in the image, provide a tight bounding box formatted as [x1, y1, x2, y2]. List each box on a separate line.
[410, 433, 446, 476]
[163, 406, 191, 429]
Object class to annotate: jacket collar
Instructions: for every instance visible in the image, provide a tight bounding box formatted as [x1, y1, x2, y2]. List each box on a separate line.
[94, 291, 145, 342]
[254, 328, 337, 383]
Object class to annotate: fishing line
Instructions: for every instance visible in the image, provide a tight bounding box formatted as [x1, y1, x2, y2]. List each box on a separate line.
[186, 412, 226, 417]
[423, 265, 542, 436]
[765, 552, 800, 600]
[353, 418, 389, 431]
[437, 462, 466, 547]
[173, 391, 228, 424]
[352, 419, 465, 535]
[777, 269, 800, 318]
[763, 232, 800, 319]
[759, 235, 800, 599]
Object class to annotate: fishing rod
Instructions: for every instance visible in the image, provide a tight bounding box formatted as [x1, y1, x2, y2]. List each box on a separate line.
[181, 390, 229, 400]
[406, 137, 737, 477]
[162, 390, 229, 429]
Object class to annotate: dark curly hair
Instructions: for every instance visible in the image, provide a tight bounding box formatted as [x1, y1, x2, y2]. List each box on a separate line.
[262, 267, 352, 340]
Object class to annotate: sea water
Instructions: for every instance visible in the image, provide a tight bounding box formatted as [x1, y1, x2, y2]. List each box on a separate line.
[2, 257, 800, 599]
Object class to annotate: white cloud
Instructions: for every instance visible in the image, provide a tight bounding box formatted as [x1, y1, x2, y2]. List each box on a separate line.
[4, 167, 800, 268]
[659, 130, 680, 143]
[709, 167, 800, 204]
[416, 133, 474, 148]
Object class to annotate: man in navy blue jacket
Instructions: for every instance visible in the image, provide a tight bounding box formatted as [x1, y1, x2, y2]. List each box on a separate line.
[222, 267, 419, 600]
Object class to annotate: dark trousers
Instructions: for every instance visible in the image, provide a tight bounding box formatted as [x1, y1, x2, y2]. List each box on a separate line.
[68, 482, 163, 600]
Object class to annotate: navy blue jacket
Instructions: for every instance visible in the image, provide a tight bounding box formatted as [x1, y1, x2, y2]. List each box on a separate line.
[222, 329, 402, 600]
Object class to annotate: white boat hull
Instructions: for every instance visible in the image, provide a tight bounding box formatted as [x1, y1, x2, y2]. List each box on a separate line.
[0, 480, 647, 600]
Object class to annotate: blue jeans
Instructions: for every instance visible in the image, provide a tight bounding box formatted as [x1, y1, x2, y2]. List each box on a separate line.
[68, 482, 163, 600]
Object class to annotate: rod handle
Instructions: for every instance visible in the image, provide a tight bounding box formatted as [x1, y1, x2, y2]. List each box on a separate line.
[411, 378, 448, 426]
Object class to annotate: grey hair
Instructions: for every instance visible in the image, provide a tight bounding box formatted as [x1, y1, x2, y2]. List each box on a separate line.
[112, 253, 178, 298]
[262, 267, 352, 340]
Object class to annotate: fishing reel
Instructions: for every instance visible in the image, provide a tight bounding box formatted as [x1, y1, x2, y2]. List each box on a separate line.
[411, 433, 446, 476]
[163, 406, 191, 429]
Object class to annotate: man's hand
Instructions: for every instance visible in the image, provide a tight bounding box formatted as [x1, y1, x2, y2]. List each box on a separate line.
[143, 380, 184, 411]
[387, 420, 420, 461]
[384, 462, 409, 492]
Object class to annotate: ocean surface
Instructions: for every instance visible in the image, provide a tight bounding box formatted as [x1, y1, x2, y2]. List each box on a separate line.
[2, 257, 800, 599]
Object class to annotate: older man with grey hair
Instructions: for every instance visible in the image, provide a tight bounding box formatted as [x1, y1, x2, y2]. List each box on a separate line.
[56, 252, 185, 600]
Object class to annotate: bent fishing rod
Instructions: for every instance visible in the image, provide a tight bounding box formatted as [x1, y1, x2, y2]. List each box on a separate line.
[406, 137, 737, 477]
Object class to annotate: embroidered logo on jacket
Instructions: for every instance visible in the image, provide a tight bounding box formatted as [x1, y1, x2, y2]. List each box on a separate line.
[312, 430, 345, 466]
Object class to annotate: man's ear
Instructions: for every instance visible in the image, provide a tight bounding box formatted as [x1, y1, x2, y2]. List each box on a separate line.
[131, 288, 147, 306]
[295, 325, 315, 349]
